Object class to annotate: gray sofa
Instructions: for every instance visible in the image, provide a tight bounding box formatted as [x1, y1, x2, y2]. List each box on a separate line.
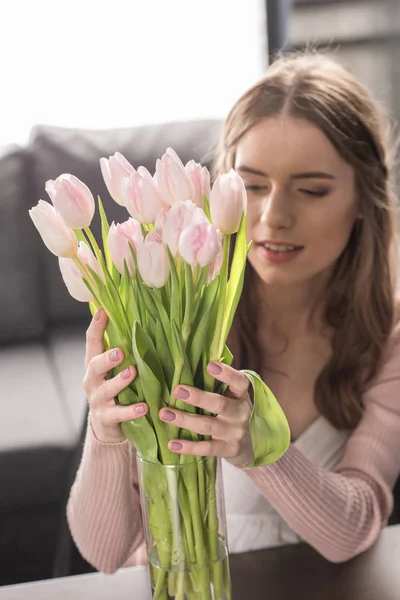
[0, 119, 221, 585]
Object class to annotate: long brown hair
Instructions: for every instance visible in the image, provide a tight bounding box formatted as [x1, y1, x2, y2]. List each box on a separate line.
[214, 51, 398, 430]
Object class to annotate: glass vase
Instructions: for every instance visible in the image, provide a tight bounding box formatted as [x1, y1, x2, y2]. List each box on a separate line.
[137, 454, 231, 600]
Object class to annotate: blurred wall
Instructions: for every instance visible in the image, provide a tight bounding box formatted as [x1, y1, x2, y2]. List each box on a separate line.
[288, 0, 400, 136]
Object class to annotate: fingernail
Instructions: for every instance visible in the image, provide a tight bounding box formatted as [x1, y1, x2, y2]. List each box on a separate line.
[161, 410, 176, 422]
[94, 309, 101, 321]
[110, 349, 119, 362]
[134, 404, 146, 415]
[121, 367, 131, 379]
[169, 442, 183, 451]
[174, 387, 190, 400]
[208, 363, 222, 375]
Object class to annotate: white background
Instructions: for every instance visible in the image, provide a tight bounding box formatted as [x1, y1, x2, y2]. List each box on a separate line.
[1, 0, 266, 146]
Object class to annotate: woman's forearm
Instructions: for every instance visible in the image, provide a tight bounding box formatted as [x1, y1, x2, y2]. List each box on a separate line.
[242, 444, 391, 562]
[67, 421, 144, 573]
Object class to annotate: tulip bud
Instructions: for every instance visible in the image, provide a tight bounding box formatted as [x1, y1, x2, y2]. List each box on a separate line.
[137, 237, 170, 288]
[100, 152, 135, 206]
[108, 218, 143, 276]
[162, 201, 205, 257]
[58, 242, 103, 302]
[185, 160, 211, 209]
[210, 169, 247, 234]
[123, 170, 166, 224]
[154, 149, 194, 206]
[45, 174, 95, 229]
[179, 219, 222, 268]
[29, 200, 78, 257]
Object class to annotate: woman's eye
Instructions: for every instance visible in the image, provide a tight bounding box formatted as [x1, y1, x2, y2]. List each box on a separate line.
[299, 188, 329, 198]
[244, 184, 266, 192]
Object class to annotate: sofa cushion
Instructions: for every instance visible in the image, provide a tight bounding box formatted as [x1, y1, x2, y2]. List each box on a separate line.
[1, 344, 76, 453]
[29, 120, 222, 327]
[48, 325, 87, 438]
[0, 145, 46, 344]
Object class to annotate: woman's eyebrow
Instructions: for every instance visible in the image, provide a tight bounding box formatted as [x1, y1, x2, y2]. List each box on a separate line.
[292, 172, 336, 180]
[235, 165, 336, 180]
[235, 165, 268, 176]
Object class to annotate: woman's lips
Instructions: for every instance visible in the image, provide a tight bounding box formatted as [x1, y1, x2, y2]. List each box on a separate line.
[256, 242, 304, 263]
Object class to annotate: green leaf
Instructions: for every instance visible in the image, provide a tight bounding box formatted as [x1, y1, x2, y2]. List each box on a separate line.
[155, 319, 174, 390]
[132, 322, 179, 464]
[98, 195, 120, 287]
[170, 320, 194, 389]
[242, 370, 291, 467]
[220, 215, 248, 350]
[167, 248, 181, 328]
[203, 192, 211, 221]
[187, 277, 219, 374]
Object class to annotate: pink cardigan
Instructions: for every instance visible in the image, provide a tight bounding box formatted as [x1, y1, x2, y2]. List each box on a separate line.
[67, 321, 400, 571]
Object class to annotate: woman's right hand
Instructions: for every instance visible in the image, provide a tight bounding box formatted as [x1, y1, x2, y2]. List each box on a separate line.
[82, 308, 148, 443]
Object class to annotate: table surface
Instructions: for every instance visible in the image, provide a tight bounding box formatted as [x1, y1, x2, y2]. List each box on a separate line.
[1, 525, 400, 600]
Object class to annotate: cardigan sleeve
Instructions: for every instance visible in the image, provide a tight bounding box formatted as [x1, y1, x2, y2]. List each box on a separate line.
[241, 323, 400, 562]
[67, 419, 145, 573]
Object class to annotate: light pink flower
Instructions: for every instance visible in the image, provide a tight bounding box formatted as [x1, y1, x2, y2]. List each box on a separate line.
[100, 152, 136, 206]
[58, 242, 103, 302]
[179, 219, 222, 268]
[137, 237, 170, 288]
[108, 218, 143, 276]
[210, 169, 247, 234]
[123, 170, 166, 224]
[207, 246, 223, 283]
[162, 201, 205, 257]
[166, 147, 184, 167]
[45, 174, 95, 229]
[29, 200, 78, 257]
[154, 149, 194, 206]
[185, 160, 211, 209]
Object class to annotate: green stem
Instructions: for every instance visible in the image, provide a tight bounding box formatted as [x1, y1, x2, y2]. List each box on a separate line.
[210, 235, 230, 361]
[182, 263, 193, 346]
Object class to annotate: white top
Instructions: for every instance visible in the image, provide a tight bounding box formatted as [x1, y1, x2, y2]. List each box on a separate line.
[222, 416, 351, 553]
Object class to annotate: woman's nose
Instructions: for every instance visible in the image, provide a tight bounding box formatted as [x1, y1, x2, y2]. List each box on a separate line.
[259, 188, 294, 229]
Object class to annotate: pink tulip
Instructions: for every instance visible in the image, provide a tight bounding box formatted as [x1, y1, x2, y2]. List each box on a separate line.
[166, 147, 184, 167]
[100, 152, 136, 206]
[29, 200, 78, 257]
[137, 237, 170, 288]
[45, 174, 95, 229]
[154, 208, 167, 236]
[207, 246, 223, 283]
[154, 149, 194, 206]
[162, 201, 204, 257]
[179, 219, 222, 268]
[108, 218, 143, 276]
[210, 169, 247, 234]
[123, 170, 166, 224]
[185, 160, 211, 209]
[137, 166, 152, 179]
[145, 228, 163, 244]
[58, 242, 103, 302]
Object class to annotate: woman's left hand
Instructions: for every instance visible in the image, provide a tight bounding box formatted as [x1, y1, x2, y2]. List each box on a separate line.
[159, 362, 254, 467]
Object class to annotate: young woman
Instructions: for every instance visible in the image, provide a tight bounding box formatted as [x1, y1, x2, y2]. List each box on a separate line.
[67, 52, 400, 570]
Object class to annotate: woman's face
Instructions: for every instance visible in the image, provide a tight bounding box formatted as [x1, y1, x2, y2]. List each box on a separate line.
[234, 115, 358, 287]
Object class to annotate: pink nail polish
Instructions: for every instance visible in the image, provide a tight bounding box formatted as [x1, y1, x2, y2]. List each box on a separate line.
[170, 442, 183, 451]
[162, 410, 176, 422]
[121, 367, 131, 379]
[208, 363, 222, 375]
[175, 387, 190, 400]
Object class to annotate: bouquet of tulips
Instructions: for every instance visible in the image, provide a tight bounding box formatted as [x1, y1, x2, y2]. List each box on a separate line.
[29, 148, 290, 600]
